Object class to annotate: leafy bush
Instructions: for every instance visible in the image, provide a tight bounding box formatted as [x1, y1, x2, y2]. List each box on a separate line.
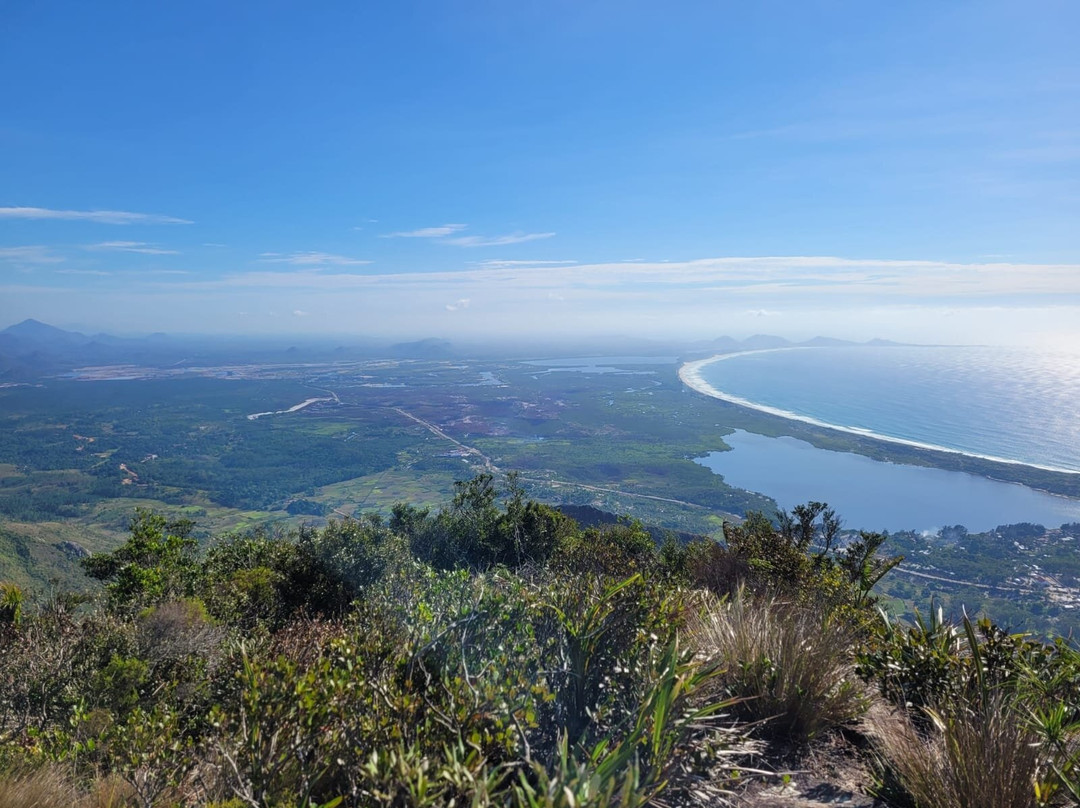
[82, 510, 198, 613]
[692, 508, 901, 623]
[553, 522, 658, 579]
[398, 473, 577, 571]
[0, 605, 136, 743]
[199, 515, 399, 626]
[863, 609, 1080, 807]
[136, 598, 221, 672]
[858, 608, 1080, 717]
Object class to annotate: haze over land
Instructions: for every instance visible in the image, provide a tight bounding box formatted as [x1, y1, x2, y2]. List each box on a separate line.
[2, 3, 1079, 347]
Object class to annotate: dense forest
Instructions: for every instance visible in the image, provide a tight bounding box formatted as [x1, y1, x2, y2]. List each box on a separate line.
[2, 474, 1080, 807]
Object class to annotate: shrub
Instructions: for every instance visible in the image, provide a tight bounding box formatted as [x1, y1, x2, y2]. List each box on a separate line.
[200, 519, 391, 626]
[858, 608, 1080, 720]
[0, 607, 136, 741]
[682, 539, 749, 596]
[82, 510, 198, 613]
[541, 574, 664, 745]
[137, 598, 221, 671]
[552, 522, 657, 579]
[400, 473, 578, 571]
[90, 655, 149, 714]
[688, 589, 867, 741]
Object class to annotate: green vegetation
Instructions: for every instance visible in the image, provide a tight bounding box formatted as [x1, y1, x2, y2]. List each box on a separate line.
[0, 481, 742, 806]
[3, 475, 1078, 806]
[0, 378, 420, 519]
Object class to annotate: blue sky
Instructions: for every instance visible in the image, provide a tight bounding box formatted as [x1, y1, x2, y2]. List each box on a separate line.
[2, 1, 1078, 345]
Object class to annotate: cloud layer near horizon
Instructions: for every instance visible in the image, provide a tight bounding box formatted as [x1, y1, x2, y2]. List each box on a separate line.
[4, 253, 1080, 347]
[145, 254, 1080, 299]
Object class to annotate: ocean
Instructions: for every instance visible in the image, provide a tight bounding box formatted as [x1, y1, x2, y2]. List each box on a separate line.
[684, 346, 1080, 532]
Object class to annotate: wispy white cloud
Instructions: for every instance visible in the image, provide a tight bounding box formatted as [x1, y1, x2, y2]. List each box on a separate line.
[84, 241, 180, 255]
[0, 245, 64, 264]
[472, 259, 577, 269]
[16, 256, 1080, 346]
[383, 224, 467, 238]
[56, 269, 112, 276]
[293, 309, 311, 317]
[444, 232, 556, 248]
[0, 206, 192, 225]
[379, 225, 556, 247]
[258, 251, 372, 267]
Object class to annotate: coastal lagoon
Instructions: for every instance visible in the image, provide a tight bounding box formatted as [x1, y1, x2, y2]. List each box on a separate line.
[696, 430, 1080, 533]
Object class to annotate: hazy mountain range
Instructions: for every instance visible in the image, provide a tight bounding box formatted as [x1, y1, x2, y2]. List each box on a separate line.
[0, 319, 907, 381]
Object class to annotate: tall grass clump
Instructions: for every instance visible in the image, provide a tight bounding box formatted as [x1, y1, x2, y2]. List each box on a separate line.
[688, 588, 867, 742]
[870, 693, 1052, 808]
[0, 767, 132, 808]
[0, 767, 79, 808]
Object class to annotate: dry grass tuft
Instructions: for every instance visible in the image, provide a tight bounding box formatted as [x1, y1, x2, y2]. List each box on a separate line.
[84, 775, 136, 808]
[869, 693, 1047, 808]
[688, 588, 867, 742]
[0, 767, 80, 808]
[0, 769, 134, 808]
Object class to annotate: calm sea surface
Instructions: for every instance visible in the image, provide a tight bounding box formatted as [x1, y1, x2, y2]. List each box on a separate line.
[691, 346, 1080, 532]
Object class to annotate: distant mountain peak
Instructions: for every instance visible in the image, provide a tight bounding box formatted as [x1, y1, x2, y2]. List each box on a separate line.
[3, 318, 83, 338]
[740, 334, 793, 349]
[389, 337, 454, 359]
[2, 319, 91, 344]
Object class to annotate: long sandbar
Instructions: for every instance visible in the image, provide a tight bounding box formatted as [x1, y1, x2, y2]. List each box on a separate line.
[679, 350, 1080, 477]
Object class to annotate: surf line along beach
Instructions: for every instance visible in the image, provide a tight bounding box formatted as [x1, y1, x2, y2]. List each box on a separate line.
[678, 350, 1080, 477]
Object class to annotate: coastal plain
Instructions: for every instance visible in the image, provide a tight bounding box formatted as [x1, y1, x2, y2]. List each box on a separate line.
[3, 351, 1080, 635]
